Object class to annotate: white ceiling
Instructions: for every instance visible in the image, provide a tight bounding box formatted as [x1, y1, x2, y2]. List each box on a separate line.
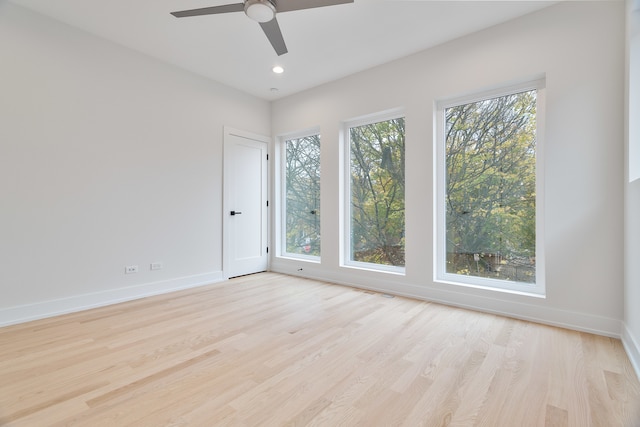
[9, 0, 556, 101]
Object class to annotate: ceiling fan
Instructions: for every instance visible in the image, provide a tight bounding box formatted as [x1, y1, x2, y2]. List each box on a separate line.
[171, 0, 354, 56]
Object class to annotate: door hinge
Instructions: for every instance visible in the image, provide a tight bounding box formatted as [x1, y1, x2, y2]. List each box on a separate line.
[266, 200, 269, 207]
[266, 154, 269, 160]
[266, 247, 269, 253]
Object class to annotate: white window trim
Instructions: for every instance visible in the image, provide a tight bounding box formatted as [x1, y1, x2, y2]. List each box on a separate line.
[342, 108, 406, 274]
[277, 127, 322, 262]
[434, 78, 546, 297]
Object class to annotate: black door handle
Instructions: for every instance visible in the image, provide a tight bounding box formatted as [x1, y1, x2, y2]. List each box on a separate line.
[230, 210, 242, 216]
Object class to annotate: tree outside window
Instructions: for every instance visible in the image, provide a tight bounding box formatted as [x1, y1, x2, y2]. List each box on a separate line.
[445, 90, 537, 283]
[284, 134, 321, 257]
[349, 117, 405, 268]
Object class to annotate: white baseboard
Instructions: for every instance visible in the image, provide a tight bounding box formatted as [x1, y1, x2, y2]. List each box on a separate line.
[270, 261, 621, 338]
[0, 271, 225, 328]
[622, 323, 640, 381]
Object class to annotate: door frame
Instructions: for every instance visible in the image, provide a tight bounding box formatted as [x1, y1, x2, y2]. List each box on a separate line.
[222, 126, 271, 279]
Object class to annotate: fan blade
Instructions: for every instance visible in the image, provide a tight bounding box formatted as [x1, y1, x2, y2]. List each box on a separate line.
[259, 18, 288, 56]
[274, 0, 353, 13]
[171, 3, 244, 18]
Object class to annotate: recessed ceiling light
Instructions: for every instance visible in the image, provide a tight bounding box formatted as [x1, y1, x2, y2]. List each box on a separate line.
[272, 66, 284, 74]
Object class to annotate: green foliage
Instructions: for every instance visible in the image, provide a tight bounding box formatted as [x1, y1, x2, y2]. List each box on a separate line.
[350, 118, 405, 267]
[285, 135, 321, 256]
[445, 90, 537, 283]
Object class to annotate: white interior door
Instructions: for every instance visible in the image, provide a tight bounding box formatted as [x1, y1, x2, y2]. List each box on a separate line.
[223, 127, 269, 278]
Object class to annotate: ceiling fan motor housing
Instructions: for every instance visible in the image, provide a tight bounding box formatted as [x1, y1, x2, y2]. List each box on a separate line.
[245, 0, 276, 23]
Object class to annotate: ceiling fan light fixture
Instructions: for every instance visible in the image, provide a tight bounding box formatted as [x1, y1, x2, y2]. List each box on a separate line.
[245, 0, 276, 23]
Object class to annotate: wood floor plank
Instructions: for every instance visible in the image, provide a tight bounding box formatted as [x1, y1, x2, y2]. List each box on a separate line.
[0, 272, 639, 426]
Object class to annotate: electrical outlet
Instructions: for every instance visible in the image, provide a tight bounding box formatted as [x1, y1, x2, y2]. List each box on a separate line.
[150, 262, 163, 271]
[125, 265, 138, 274]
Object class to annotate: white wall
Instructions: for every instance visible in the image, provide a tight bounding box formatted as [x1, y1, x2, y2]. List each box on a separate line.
[0, 2, 270, 325]
[624, 0, 640, 377]
[272, 2, 626, 337]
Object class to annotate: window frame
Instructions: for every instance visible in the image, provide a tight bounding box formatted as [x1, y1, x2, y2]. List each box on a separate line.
[434, 79, 546, 296]
[343, 108, 406, 274]
[279, 128, 322, 262]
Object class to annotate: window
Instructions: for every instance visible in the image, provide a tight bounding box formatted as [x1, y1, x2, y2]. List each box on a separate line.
[282, 133, 321, 258]
[436, 81, 545, 295]
[346, 112, 405, 271]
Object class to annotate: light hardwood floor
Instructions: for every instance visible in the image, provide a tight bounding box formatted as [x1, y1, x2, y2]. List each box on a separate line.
[0, 272, 639, 426]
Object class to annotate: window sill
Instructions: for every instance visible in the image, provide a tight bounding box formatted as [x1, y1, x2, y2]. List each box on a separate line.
[343, 262, 406, 276]
[434, 276, 546, 299]
[277, 254, 321, 263]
